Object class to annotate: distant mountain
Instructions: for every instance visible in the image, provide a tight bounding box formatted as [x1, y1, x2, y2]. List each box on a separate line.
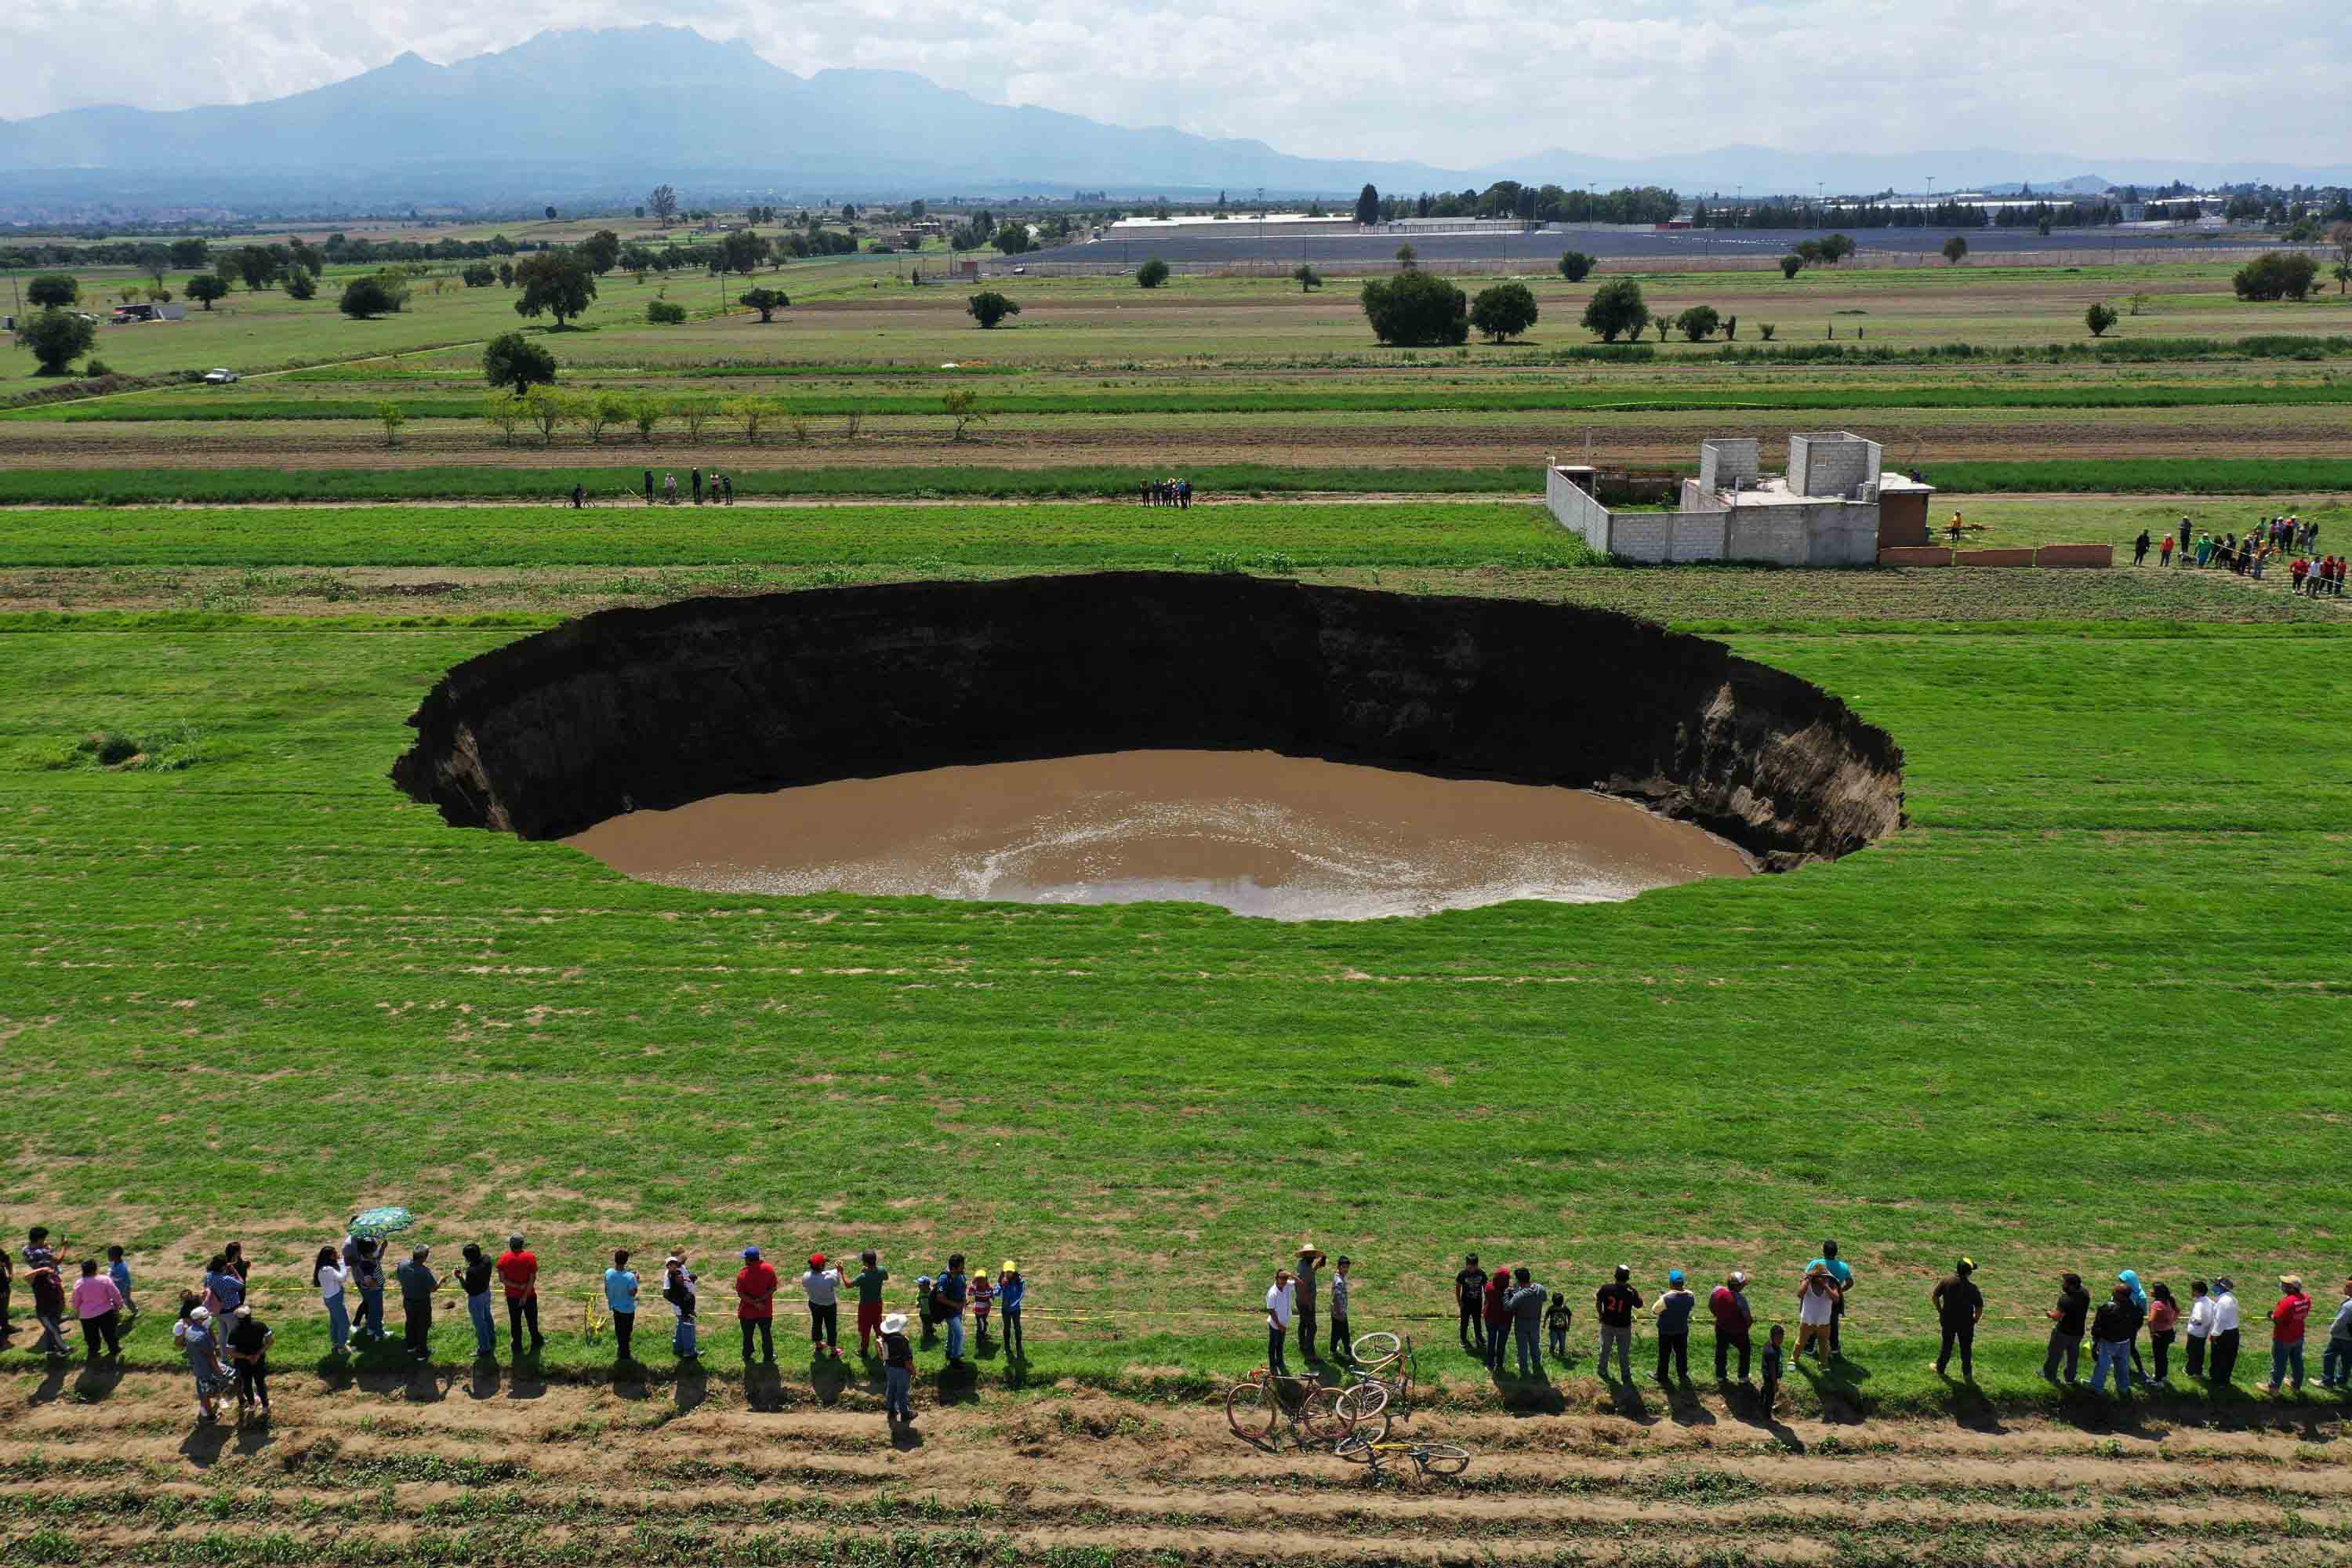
[5, 28, 2350, 212]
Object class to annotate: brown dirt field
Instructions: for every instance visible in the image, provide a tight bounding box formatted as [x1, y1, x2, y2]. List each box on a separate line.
[5, 1369, 2350, 1566]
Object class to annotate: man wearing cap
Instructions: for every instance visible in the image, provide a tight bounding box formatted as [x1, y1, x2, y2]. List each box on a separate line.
[803, 1252, 844, 1359]
[1931, 1258, 1984, 1381]
[1264, 1268, 1296, 1377]
[1711, 1271, 1753, 1382]
[736, 1247, 779, 1363]
[497, 1234, 543, 1357]
[880, 1310, 916, 1425]
[2209, 1277, 2242, 1386]
[851, 1250, 890, 1358]
[1653, 1269, 1697, 1385]
[1595, 1265, 1642, 1384]
[1807, 1240, 1854, 1357]
[2268, 1275, 2313, 1393]
[1507, 1265, 1548, 1378]
[396, 1245, 437, 1363]
[1293, 1245, 1327, 1365]
[935, 1254, 971, 1364]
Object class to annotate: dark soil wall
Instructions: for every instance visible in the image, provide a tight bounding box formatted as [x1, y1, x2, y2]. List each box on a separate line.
[392, 573, 1904, 870]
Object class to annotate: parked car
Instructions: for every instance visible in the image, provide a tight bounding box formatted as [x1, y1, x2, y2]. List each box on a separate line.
[203, 368, 238, 383]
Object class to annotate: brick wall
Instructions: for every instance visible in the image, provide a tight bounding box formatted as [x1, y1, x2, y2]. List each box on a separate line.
[2035, 543, 2115, 568]
[1698, 438, 1759, 492]
[1788, 433, 1882, 499]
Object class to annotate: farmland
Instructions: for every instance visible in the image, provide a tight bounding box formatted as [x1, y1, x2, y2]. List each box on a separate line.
[5, 241, 2352, 1565]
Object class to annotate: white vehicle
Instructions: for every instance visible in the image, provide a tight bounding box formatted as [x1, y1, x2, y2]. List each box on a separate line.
[203, 368, 238, 384]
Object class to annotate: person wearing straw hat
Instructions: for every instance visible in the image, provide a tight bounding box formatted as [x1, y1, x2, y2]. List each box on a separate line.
[996, 1261, 1025, 1361]
[2268, 1274, 2313, 1394]
[1931, 1257, 1983, 1381]
[1293, 1244, 1327, 1364]
[880, 1311, 916, 1425]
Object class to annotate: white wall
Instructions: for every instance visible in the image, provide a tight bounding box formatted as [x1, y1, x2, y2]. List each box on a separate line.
[1545, 467, 1613, 552]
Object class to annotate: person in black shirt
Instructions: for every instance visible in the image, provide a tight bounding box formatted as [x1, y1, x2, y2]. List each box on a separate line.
[458, 1243, 498, 1361]
[1595, 1265, 1642, 1385]
[224, 1305, 273, 1421]
[2089, 1283, 2137, 1398]
[2043, 1272, 2091, 1383]
[1454, 1255, 1488, 1354]
[880, 1312, 915, 1425]
[1931, 1257, 1984, 1381]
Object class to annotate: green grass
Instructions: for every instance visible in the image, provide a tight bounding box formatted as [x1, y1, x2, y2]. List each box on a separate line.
[0, 608, 2347, 1392]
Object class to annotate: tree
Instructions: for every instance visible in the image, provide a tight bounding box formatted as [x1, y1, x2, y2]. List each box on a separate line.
[1757, 323, 1777, 341]
[1354, 183, 1381, 227]
[1394, 244, 1418, 270]
[27, 274, 78, 308]
[229, 244, 281, 290]
[966, 291, 1020, 328]
[1136, 256, 1171, 289]
[481, 331, 557, 397]
[1675, 304, 1722, 341]
[2233, 252, 2319, 301]
[1468, 281, 1539, 343]
[728, 394, 779, 445]
[17, 309, 96, 375]
[1580, 277, 1650, 342]
[2331, 221, 2352, 294]
[580, 229, 622, 275]
[134, 245, 169, 286]
[1818, 233, 1856, 264]
[338, 274, 404, 318]
[282, 268, 317, 301]
[1292, 263, 1323, 292]
[992, 223, 1033, 255]
[1360, 269, 1469, 346]
[2085, 301, 2118, 337]
[942, 387, 985, 440]
[523, 383, 569, 445]
[646, 299, 688, 324]
[481, 391, 524, 446]
[739, 286, 790, 322]
[544, 205, 558, 221]
[497, 262, 515, 288]
[187, 274, 228, 310]
[376, 400, 407, 448]
[514, 250, 597, 327]
[462, 263, 497, 287]
[631, 394, 666, 443]
[719, 230, 771, 275]
[1557, 251, 1595, 282]
[573, 389, 629, 445]
[1942, 235, 1969, 265]
[169, 238, 209, 269]
[650, 185, 679, 227]
[1780, 253, 1806, 279]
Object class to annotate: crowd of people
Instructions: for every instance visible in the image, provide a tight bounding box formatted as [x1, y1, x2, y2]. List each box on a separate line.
[1139, 477, 1193, 508]
[619, 466, 735, 506]
[2136, 513, 2342, 593]
[13, 1224, 2352, 1427]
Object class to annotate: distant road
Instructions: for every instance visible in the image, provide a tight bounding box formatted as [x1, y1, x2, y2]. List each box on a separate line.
[1018, 226, 2276, 267]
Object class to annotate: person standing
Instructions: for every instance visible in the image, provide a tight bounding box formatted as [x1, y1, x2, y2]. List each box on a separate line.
[2132, 529, 2151, 565]
[107, 1246, 136, 1320]
[2322, 1276, 2352, 1390]
[1482, 1269, 1512, 1373]
[2209, 1277, 2243, 1387]
[396, 1246, 437, 1363]
[497, 1234, 543, 1356]
[2268, 1275, 2312, 1394]
[2185, 1278, 2215, 1378]
[802, 1252, 844, 1358]
[2159, 532, 2174, 566]
[314, 1247, 350, 1356]
[643, 468, 654, 505]
[2147, 1283, 2180, 1385]
[1454, 1255, 1488, 1355]
[851, 1250, 889, 1357]
[71, 1259, 125, 1361]
[458, 1243, 497, 1361]
[1293, 1245, 1326, 1364]
[662, 473, 677, 504]
[665, 1254, 700, 1363]
[736, 1246, 779, 1363]
[605, 1250, 641, 1364]
[1264, 1268, 1296, 1377]
[28, 1255, 70, 1357]
[0, 1243, 13, 1334]
[1809, 1240, 1854, 1356]
[1595, 1265, 1642, 1384]
[935, 1254, 970, 1364]
[996, 1262, 1025, 1361]
[1546, 1291, 1573, 1364]
[183, 1307, 229, 1424]
[1759, 1323, 1785, 1414]
[570, 482, 584, 510]
[201, 1253, 244, 1320]
[1327, 1255, 1353, 1365]
[352, 1238, 386, 1343]
[1508, 1266, 1548, 1378]
[1931, 1257, 1983, 1381]
[224, 1305, 273, 1421]
[1795, 1265, 1838, 1363]
[1711, 1271, 1753, 1381]
[2043, 1272, 2090, 1384]
[2089, 1283, 2135, 1399]
[1653, 1270, 1695, 1385]
[722, 474, 734, 505]
[691, 467, 703, 505]
[880, 1312, 915, 1425]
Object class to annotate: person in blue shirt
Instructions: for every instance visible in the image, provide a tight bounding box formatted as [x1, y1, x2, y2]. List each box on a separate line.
[201, 1254, 244, 1319]
[933, 1255, 970, 1364]
[604, 1249, 641, 1364]
[996, 1263, 1025, 1361]
[1807, 1240, 1855, 1356]
[1654, 1270, 1697, 1385]
[107, 1246, 136, 1319]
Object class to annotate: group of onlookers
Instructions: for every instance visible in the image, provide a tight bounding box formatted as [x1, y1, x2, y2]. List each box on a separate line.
[2042, 1271, 2352, 1399]
[637, 466, 734, 505]
[2149, 514, 2340, 593]
[1140, 477, 1193, 507]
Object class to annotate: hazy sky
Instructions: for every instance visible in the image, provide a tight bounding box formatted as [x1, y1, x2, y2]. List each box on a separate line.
[8, 0, 2333, 167]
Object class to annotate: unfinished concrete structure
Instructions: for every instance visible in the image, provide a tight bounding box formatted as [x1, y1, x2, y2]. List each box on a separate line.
[1548, 434, 1933, 566]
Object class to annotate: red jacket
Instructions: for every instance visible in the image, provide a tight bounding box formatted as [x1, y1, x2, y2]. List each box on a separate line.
[735, 1261, 779, 1320]
[1483, 1275, 1512, 1325]
[495, 1250, 538, 1301]
[2272, 1292, 2312, 1343]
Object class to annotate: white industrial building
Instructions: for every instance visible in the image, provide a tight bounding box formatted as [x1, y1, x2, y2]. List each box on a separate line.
[1546, 434, 1933, 567]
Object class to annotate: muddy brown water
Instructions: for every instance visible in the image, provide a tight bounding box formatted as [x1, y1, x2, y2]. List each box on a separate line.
[564, 750, 1751, 920]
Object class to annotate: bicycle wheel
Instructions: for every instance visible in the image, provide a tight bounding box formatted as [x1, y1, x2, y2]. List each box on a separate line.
[1225, 1380, 1276, 1441]
[1417, 1443, 1471, 1475]
[1337, 1386, 1391, 1445]
[1298, 1384, 1353, 1443]
[1333, 1432, 1379, 1465]
[1352, 1331, 1401, 1363]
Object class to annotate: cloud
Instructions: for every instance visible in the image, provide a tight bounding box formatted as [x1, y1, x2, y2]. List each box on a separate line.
[6, 0, 2342, 169]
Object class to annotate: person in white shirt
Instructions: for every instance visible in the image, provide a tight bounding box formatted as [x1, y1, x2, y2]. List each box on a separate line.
[1264, 1269, 1296, 1377]
[2324, 1276, 2352, 1390]
[2208, 1276, 2243, 1386]
[802, 1253, 845, 1359]
[2184, 1278, 2216, 1380]
[313, 1245, 351, 1356]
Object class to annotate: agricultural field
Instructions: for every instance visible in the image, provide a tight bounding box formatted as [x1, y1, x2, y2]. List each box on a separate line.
[5, 249, 2352, 1566]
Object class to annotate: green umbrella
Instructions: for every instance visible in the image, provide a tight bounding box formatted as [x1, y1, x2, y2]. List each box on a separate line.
[348, 1206, 416, 1240]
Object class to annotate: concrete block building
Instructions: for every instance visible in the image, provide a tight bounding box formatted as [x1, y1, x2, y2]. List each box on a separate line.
[1547, 434, 1933, 566]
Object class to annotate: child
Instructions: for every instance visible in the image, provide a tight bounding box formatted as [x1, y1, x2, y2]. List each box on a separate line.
[880, 1311, 915, 1426]
[913, 1273, 937, 1341]
[969, 1265, 996, 1342]
[1761, 1324, 1785, 1414]
[1546, 1290, 1573, 1364]
[997, 1262, 1025, 1361]
[107, 1245, 135, 1320]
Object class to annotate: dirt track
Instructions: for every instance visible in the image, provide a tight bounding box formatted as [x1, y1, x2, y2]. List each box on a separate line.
[5, 1364, 2350, 1566]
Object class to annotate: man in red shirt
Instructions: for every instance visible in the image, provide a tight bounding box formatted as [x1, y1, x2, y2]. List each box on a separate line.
[1710, 1270, 1753, 1381]
[496, 1233, 543, 1357]
[2269, 1274, 2313, 1393]
[735, 1245, 779, 1363]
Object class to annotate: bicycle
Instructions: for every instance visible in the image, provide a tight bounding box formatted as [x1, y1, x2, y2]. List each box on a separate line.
[583, 1294, 607, 1347]
[1333, 1433, 1471, 1482]
[1225, 1369, 1358, 1451]
[1343, 1331, 1417, 1421]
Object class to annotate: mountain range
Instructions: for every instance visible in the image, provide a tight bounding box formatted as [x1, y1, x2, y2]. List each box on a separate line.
[5, 27, 2350, 213]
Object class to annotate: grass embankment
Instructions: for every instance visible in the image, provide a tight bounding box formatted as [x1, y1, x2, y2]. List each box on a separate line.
[2, 610, 2347, 1402]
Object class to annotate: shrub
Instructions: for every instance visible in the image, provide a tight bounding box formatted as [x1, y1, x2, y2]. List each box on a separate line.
[282, 269, 317, 301]
[1557, 251, 1595, 283]
[1361, 269, 1469, 346]
[2085, 302, 2119, 337]
[463, 263, 497, 288]
[1292, 264, 1323, 292]
[1780, 253, 1806, 279]
[1943, 235, 1969, 264]
[645, 299, 687, 325]
[1468, 281, 1539, 343]
[338, 274, 405, 318]
[2234, 252, 2320, 302]
[83, 358, 113, 376]
[942, 387, 985, 439]
[966, 291, 1020, 328]
[1137, 257, 1171, 289]
[1759, 323, 1777, 341]
[1581, 277, 1650, 343]
[1675, 305, 1722, 342]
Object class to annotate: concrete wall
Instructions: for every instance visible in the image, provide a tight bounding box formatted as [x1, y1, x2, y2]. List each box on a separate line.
[1545, 466, 1613, 552]
[1610, 511, 1730, 564]
[1955, 547, 2038, 567]
[1699, 438, 1760, 492]
[1788, 433, 1882, 499]
[2036, 543, 2115, 568]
